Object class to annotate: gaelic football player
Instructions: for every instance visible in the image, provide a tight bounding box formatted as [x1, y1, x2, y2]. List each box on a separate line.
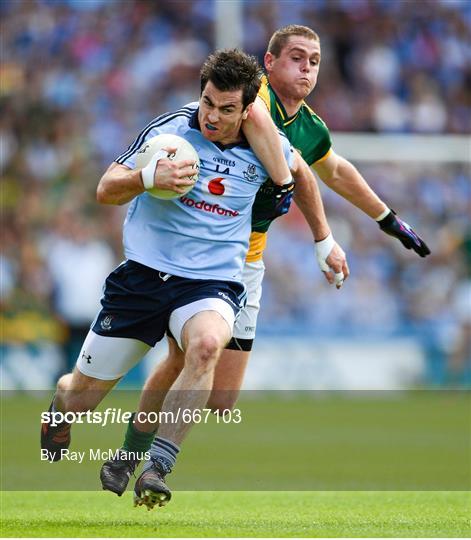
[41, 48, 344, 508]
[99, 26, 430, 510]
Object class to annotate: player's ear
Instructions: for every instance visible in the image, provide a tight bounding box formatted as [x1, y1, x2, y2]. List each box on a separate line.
[264, 51, 274, 73]
[242, 102, 254, 120]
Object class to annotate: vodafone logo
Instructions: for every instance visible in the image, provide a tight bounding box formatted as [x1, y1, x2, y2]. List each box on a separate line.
[208, 177, 225, 195]
[179, 196, 239, 217]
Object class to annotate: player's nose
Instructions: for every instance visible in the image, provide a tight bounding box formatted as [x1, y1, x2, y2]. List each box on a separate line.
[300, 60, 310, 72]
[208, 111, 219, 124]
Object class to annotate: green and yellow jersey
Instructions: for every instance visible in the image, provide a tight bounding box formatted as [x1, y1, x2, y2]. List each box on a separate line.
[247, 75, 332, 262]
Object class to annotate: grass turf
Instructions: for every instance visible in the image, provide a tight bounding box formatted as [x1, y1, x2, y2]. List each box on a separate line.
[1, 490, 470, 537]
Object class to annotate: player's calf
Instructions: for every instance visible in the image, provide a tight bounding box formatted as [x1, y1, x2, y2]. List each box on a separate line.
[207, 386, 241, 414]
[42, 367, 122, 462]
[56, 369, 116, 414]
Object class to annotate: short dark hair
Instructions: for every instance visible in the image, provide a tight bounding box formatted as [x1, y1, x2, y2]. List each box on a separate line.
[200, 49, 262, 109]
[267, 25, 320, 57]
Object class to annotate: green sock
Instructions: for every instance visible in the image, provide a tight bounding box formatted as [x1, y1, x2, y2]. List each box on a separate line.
[122, 413, 155, 453]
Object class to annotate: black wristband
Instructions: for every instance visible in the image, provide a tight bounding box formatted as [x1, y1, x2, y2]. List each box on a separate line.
[378, 210, 395, 229]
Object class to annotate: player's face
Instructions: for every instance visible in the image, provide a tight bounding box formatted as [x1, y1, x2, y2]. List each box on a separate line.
[199, 81, 252, 145]
[265, 36, 321, 101]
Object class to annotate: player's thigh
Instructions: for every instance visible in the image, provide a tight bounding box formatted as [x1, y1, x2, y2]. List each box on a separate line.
[180, 309, 232, 353]
[76, 330, 150, 381]
[208, 260, 264, 410]
[233, 259, 265, 342]
[169, 277, 245, 350]
[171, 297, 236, 352]
[59, 331, 150, 411]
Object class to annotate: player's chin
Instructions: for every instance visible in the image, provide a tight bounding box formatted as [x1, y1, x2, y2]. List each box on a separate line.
[296, 85, 311, 99]
[202, 126, 218, 140]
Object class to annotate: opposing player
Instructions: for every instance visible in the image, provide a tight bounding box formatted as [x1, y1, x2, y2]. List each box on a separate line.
[40, 49, 342, 477]
[98, 25, 430, 510]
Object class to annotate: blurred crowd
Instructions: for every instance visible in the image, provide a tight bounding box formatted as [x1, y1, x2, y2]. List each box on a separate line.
[262, 162, 470, 384]
[1, 0, 469, 384]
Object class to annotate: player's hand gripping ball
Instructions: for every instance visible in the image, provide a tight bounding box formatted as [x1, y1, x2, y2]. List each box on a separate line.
[136, 134, 200, 199]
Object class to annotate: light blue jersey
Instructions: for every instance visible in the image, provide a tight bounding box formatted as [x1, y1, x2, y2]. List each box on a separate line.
[115, 103, 294, 283]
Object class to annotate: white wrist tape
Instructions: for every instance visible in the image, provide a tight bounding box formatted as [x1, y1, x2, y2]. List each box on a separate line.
[314, 233, 335, 272]
[281, 175, 293, 185]
[334, 272, 345, 288]
[375, 207, 390, 221]
[141, 150, 168, 190]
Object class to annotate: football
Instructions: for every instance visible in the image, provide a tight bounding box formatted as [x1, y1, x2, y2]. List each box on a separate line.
[135, 133, 200, 199]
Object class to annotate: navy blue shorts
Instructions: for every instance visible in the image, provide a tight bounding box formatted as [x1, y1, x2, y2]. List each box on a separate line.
[92, 260, 246, 347]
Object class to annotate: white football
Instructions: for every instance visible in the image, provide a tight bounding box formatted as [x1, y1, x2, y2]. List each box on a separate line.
[135, 133, 200, 199]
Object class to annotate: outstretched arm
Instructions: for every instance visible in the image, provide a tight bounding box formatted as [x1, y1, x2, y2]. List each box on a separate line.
[292, 153, 330, 241]
[313, 150, 387, 219]
[313, 151, 431, 257]
[242, 97, 292, 186]
[292, 153, 349, 288]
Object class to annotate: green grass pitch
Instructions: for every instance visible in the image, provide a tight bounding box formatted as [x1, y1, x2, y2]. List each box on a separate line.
[1, 490, 470, 537]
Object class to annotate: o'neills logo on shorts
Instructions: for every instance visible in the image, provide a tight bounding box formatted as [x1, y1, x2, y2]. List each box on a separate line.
[179, 196, 239, 217]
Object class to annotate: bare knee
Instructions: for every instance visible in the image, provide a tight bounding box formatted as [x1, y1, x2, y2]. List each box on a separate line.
[192, 334, 220, 360]
[186, 334, 221, 372]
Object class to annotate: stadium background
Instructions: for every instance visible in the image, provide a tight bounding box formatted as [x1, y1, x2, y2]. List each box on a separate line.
[1, 0, 470, 390]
